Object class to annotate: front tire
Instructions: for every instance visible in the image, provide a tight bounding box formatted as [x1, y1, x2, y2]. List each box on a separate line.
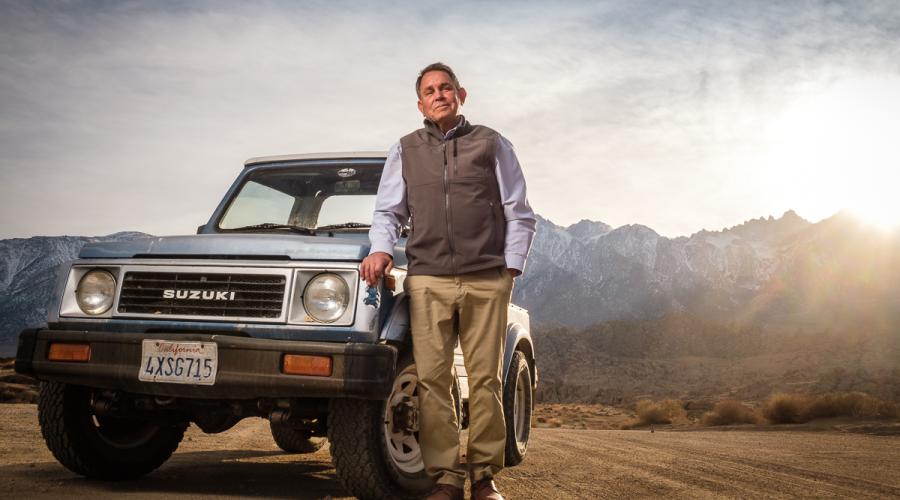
[328, 359, 432, 500]
[503, 350, 533, 466]
[38, 381, 187, 479]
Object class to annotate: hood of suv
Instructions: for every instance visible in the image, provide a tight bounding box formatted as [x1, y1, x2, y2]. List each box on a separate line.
[79, 233, 373, 261]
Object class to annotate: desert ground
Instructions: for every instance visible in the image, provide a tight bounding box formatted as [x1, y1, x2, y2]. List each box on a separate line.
[2, 403, 900, 499]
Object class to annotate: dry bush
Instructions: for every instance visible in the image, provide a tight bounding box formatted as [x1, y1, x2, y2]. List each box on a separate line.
[877, 401, 900, 419]
[545, 417, 563, 428]
[0, 384, 38, 404]
[762, 393, 809, 424]
[635, 398, 687, 425]
[701, 399, 760, 426]
[763, 392, 899, 424]
[805, 392, 898, 420]
[533, 414, 563, 428]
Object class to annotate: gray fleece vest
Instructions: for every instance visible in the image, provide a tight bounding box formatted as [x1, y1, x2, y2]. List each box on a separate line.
[400, 117, 506, 276]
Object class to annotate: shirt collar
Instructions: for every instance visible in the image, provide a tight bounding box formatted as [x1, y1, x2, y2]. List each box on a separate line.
[424, 115, 466, 140]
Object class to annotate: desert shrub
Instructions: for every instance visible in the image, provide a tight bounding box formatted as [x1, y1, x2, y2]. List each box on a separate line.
[635, 398, 687, 425]
[0, 385, 38, 404]
[762, 393, 809, 424]
[806, 392, 870, 419]
[701, 399, 759, 426]
[880, 402, 900, 419]
[805, 392, 899, 420]
[762, 392, 899, 424]
[0, 373, 38, 385]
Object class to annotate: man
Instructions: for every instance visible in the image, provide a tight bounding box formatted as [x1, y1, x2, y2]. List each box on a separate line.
[361, 62, 535, 500]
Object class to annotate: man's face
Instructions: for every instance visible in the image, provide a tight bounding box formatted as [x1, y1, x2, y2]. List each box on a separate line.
[417, 70, 467, 130]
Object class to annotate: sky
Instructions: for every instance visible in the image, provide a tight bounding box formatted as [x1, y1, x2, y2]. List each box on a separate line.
[1, 0, 899, 240]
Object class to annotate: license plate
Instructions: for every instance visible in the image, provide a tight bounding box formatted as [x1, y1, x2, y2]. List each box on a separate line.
[138, 340, 218, 385]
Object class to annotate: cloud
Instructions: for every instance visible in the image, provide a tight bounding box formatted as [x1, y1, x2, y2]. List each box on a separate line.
[1, 0, 899, 238]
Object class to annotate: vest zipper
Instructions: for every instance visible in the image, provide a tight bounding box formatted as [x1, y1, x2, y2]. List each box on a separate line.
[442, 141, 457, 273]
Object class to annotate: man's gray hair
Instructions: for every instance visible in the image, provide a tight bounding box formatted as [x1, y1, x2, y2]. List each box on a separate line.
[415, 62, 461, 97]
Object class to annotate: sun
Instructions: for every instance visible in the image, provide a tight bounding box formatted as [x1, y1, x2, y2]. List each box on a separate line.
[763, 76, 900, 230]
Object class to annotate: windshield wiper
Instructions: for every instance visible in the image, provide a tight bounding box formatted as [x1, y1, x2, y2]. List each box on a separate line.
[316, 222, 372, 231]
[227, 223, 317, 235]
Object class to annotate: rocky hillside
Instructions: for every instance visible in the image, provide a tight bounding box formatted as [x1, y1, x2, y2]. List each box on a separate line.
[0, 232, 150, 355]
[515, 210, 900, 330]
[518, 210, 900, 404]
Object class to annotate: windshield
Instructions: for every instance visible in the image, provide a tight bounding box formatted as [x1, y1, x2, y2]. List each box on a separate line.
[218, 165, 381, 232]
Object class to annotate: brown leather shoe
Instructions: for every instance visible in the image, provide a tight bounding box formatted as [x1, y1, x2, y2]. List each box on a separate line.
[425, 483, 464, 500]
[470, 477, 504, 500]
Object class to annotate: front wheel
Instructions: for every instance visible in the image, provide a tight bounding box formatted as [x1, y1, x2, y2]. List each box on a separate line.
[503, 350, 533, 466]
[38, 381, 187, 479]
[328, 359, 433, 500]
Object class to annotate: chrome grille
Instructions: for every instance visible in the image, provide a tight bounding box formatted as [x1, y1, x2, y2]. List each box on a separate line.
[117, 271, 286, 319]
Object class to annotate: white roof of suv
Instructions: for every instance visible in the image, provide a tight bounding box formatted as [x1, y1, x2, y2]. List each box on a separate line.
[245, 151, 388, 166]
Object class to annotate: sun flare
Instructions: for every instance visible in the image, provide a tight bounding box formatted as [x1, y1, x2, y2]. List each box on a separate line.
[764, 77, 900, 229]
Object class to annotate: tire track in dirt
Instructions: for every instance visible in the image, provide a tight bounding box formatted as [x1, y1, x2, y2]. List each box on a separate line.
[3, 404, 900, 499]
[506, 430, 770, 498]
[622, 431, 900, 498]
[595, 435, 876, 498]
[521, 429, 900, 499]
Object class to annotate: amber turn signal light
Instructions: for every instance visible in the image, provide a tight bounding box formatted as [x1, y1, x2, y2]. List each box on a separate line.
[283, 354, 332, 377]
[47, 343, 91, 362]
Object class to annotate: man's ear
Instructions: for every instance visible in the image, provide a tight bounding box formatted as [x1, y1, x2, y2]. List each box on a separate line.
[458, 87, 467, 106]
[417, 98, 425, 116]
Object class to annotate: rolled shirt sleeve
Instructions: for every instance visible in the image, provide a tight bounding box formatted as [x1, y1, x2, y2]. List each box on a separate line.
[368, 142, 408, 257]
[495, 135, 537, 272]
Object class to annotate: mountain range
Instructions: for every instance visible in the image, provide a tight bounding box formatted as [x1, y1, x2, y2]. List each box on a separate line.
[516, 211, 899, 403]
[516, 210, 899, 330]
[1, 212, 898, 405]
[0, 232, 151, 355]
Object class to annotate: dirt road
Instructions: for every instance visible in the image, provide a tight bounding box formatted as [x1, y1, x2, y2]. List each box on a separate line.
[2, 404, 899, 499]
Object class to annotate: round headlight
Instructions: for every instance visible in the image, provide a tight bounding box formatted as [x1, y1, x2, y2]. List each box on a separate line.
[76, 269, 116, 315]
[303, 273, 349, 323]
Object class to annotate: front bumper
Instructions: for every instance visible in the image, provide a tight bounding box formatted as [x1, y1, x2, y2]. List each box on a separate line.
[15, 328, 396, 400]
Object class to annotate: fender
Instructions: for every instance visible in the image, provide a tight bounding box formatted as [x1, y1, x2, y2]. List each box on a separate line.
[502, 322, 535, 385]
[379, 293, 411, 345]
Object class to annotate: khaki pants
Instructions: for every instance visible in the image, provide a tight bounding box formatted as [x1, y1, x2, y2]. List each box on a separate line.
[405, 267, 513, 488]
